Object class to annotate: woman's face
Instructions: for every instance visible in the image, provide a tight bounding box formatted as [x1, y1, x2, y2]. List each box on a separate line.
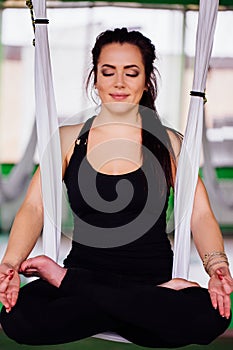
[95, 43, 146, 115]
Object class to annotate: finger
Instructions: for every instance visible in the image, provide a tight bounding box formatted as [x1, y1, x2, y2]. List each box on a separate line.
[217, 295, 225, 317]
[0, 269, 14, 279]
[209, 291, 218, 310]
[0, 275, 12, 293]
[216, 267, 229, 278]
[4, 305, 12, 313]
[10, 290, 19, 307]
[6, 293, 12, 309]
[0, 292, 11, 311]
[215, 269, 224, 280]
[4, 303, 12, 313]
[7, 269, 14, 276]
[223, 294, 231, 319]
[0, 265, 14, 275]
[6, 285, 19, 308]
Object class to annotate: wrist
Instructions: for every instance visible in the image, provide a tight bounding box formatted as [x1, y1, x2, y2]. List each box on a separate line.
[1, 260, 20, 272]
[202, 251, 229, 276]
[208, 261, 229, 277]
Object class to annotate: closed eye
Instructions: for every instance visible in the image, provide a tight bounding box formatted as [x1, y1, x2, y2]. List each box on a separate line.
[126, 72, 139, 77]
[102, 72, 138, 77]
[102, 72, 114, 76]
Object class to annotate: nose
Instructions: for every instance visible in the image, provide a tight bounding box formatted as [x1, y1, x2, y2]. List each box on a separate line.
[114, 72, 125, 88]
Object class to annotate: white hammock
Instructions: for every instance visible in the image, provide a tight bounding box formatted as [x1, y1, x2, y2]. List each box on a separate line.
[32, 0, 219, 342]
[172, 0, 219, 278]
[32, 0, 62, 262]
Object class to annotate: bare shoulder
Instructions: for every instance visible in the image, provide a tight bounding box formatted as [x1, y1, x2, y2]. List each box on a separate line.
[166, 127, 183, 161]
[59, 123, 84, 171]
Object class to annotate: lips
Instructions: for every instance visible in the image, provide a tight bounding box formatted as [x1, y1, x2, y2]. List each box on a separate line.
[110, 93, 129, 101]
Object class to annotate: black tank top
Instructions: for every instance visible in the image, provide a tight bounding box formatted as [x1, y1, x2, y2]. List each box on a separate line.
[63, 116, 173, 284]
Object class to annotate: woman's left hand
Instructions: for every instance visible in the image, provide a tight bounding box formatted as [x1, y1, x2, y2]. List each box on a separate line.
[208, 266, 233, 319]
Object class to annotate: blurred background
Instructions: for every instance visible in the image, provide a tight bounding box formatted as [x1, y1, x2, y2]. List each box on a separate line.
[0, 0, 233, 347]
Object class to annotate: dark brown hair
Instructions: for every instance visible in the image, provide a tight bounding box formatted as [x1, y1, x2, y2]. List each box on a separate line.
[86, 27, 178, 189]
[86, 27, 158, 110]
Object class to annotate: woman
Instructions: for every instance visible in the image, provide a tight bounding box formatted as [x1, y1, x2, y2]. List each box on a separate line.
[0, 28, 232, 347]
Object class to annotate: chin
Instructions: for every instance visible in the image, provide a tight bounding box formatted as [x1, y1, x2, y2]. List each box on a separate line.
[103, 102, 138, 116]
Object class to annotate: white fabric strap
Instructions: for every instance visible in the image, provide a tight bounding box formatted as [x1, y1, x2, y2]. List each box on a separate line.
[172, 0, 219, 278]
[32, 0, 62, 261]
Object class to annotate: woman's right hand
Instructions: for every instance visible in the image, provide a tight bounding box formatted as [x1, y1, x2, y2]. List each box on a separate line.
[208, 266, 233, 319]
[0, 263, 20, 313]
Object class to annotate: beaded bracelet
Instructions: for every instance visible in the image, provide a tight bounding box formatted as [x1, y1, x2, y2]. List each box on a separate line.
[202, 251, 229, 275]
[203, 251, 226, 265]
[206, 259, 229, 275]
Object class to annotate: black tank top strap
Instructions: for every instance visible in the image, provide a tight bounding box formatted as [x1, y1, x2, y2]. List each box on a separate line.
[76, 116, 96, 146]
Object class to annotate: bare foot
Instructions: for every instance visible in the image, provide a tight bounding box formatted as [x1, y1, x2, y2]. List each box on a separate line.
[19, 255, 67, 288]
[158, 278, 200, 290]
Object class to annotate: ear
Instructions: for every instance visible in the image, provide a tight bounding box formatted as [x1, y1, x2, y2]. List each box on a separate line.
[94, 84, 99, 95]
[144, 83, 149, 92]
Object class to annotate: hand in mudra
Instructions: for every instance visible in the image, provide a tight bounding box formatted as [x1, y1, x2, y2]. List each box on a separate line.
[19, 255, 67, 288]
[208, 267, 233, 319]
[0, 264, 20, 313]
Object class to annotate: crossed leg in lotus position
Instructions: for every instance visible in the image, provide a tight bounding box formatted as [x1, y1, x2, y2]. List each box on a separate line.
[19, 255, 200, 290]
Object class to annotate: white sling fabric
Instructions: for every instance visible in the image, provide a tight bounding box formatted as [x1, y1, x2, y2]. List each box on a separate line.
[32, 0, 62, 261]
[172, 0, 219, 278]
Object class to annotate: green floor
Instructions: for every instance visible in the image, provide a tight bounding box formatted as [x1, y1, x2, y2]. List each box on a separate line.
[0, 330, 233, 350]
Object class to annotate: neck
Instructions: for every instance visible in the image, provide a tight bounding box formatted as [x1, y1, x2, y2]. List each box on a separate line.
[97, 103, 141, 126]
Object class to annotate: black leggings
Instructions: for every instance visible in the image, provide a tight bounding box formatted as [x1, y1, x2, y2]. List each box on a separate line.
[0, 268, 231, 348]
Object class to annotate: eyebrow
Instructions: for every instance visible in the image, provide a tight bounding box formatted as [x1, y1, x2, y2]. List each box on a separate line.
[100, 64, 140, 69]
